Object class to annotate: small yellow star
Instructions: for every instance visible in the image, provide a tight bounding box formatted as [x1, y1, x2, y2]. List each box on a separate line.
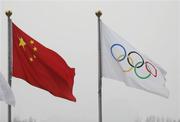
[29, 57, 33, 62]
[30, 40, 34, 44]
[33, 55, 36, 59]
[19, 37, 26, 48]
[33, 47, 37, 51]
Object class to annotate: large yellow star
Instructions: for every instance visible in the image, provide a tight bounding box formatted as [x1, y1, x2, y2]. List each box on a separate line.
[19, 37, 26, 48]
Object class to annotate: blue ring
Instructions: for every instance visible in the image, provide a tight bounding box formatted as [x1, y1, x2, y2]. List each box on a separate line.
[110, 44, 126, 62]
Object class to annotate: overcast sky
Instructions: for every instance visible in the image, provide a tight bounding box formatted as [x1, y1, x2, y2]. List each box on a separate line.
[0, 1, 180, 122]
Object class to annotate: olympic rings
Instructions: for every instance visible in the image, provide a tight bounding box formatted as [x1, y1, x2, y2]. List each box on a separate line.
[134, 62, 151, 79]
[110, 43, 158, 80]
[110, 44, 126, 62]
[145, 61, 157, 77]
[127, 51, 144, 68]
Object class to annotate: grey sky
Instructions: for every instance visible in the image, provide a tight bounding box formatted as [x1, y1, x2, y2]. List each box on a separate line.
[0, 1, 179, 122]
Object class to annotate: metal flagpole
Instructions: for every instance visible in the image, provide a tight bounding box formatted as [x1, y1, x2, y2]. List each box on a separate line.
[5, 10, 12, 122]
[95, 10, 102, 122]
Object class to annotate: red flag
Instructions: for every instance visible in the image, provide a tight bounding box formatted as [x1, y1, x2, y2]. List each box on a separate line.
[12, 23, 76, 102]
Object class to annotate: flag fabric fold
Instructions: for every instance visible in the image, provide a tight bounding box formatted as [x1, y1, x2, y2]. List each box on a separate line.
[0, 72, 15, 106]
[101, 21, 169, 98]
[12, 23, 76, 102]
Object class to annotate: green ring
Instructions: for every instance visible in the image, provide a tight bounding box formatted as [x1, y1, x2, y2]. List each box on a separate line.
[134, 62, 151, 79]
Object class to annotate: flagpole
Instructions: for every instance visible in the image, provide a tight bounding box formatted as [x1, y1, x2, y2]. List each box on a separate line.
[95, 10, 102, 122]
[5, 10, 12, 122]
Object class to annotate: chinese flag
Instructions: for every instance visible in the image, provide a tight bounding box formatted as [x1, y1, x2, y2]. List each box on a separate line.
[12, 23, 76, 102]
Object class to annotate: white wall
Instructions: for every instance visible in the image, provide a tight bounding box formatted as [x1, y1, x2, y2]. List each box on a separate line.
[0, 1, 179, 122]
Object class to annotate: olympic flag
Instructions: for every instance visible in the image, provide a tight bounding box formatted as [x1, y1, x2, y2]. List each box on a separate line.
[0, 72, 15, 106]
[101, 21, 169, 98]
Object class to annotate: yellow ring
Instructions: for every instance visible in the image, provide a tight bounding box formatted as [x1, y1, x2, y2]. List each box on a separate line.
[122, 56, 133, 72]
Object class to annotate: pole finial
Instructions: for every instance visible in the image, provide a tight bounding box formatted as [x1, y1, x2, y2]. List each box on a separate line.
[95, 10, 102, 18]
[5, 10, 12, 17]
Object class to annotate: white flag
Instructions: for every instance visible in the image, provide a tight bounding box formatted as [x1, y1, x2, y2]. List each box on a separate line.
[0, 72, 15, 106]
[101, 21, 169, 98]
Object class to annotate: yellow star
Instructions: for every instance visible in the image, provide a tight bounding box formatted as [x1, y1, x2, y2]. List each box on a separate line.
[29, 57, 33, 62]
[30, 40, 34, 44]
[19, 37, 26, 48]
[33, 47, 37, 51]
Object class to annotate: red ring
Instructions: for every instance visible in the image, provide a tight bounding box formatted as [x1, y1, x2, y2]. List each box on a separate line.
[145, 61, 157, 77]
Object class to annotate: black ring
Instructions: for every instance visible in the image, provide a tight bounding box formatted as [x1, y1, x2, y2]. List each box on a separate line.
[127, 51, 144, 68]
